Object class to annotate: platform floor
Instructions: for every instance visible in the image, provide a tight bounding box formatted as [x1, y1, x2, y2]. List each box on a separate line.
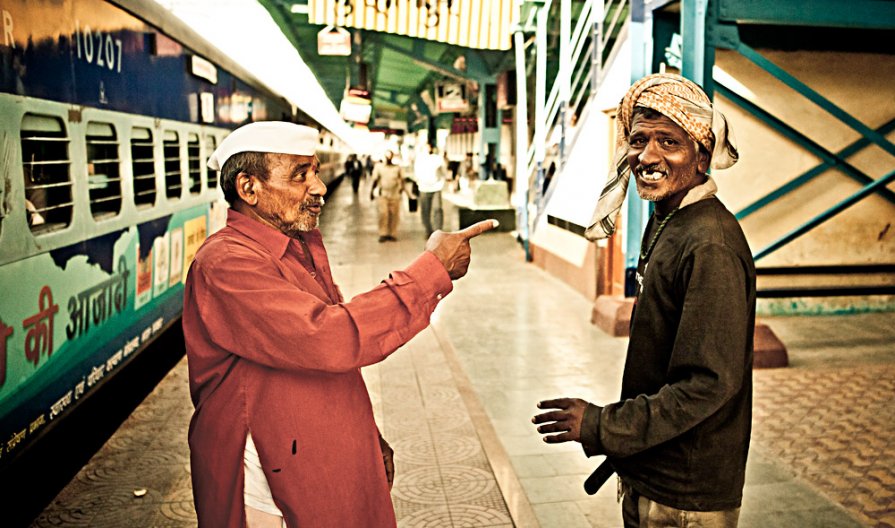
[32, 177, 895, 527]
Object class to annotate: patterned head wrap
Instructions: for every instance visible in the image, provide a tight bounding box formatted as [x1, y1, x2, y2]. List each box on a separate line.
[584, 73, 738, 240]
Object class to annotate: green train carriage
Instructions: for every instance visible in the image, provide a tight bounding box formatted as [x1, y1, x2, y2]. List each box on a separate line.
[0, 0, 346, 467]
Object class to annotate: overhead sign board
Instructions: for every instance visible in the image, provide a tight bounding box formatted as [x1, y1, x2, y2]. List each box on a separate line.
[317, 26, 351, 56]
[309, 0, 515, 51]
[340, 99, 372, 124]
[435, 81, 468, 113]
[340, 87, 372, 124]
[190, 55, 218, 84]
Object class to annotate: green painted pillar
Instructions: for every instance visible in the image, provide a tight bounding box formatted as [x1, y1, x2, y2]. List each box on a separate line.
[624, 0, 654, 293]
[681, 0, 714, 95]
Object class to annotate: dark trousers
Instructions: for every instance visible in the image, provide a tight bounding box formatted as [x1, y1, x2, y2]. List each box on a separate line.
[419, 191, 443, 236]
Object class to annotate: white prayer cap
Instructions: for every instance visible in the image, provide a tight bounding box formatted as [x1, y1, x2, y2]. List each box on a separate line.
[207, 121, 319, 171]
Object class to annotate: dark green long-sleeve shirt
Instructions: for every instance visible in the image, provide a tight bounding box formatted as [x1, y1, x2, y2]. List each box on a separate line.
[581, 197, 756, 511]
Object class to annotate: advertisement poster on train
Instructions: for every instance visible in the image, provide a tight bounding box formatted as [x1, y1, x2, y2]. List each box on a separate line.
[182, 216, 208, 279]
[135, 245, 153, 310]
[153, 232, 171, 297]
[210, 201, 228, 234]
[169, 228, 183, 287]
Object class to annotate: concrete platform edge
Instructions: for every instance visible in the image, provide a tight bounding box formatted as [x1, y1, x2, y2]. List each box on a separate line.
[432, 321, 541, 528]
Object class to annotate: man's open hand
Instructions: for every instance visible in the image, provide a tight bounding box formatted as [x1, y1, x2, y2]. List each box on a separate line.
[532, 398, 589, 444]
[426, 220, 498, 280]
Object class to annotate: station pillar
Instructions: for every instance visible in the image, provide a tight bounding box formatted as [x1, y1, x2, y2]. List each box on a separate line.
[468, 53, 499, 179]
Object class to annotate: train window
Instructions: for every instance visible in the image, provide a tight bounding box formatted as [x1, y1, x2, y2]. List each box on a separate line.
[21, 114, 73, 234]
[187, 133, 201, 195]
[86, 122, 122, 220]
[131, 127, 156, 208]
[205, 135, 218, 192]
[163, 130, 181, 200]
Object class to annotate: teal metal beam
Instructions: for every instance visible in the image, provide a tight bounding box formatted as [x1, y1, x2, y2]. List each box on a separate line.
[737, 42, 895, 158]
[736, 120, 895, 219]
[753, 168, 895, 261]
[715, 84, 895, 216]
[718, 0, 895, 30]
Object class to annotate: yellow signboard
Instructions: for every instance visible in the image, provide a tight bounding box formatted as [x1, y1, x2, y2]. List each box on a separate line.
[309, 0, 516, 51]
[182, 216, 208, 281]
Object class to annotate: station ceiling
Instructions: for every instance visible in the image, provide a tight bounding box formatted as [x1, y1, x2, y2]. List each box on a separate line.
[258, 0, 513, 131]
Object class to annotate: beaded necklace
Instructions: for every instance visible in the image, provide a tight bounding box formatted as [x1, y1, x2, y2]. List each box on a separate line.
[640, 207, 679, 261]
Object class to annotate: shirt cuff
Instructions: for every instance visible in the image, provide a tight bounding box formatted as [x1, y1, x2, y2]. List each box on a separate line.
[580, 403, 603, 457]
[406, 251, 453, 301]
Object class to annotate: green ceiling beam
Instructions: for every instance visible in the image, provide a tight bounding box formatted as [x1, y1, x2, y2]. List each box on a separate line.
[375, 39, 478, 83]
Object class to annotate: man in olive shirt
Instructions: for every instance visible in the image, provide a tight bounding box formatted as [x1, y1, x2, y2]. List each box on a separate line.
[370, 151, 409, 242]
[533, 73, 753, 527]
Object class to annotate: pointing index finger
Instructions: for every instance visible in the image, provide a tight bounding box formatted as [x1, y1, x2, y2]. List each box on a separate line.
[457, 219, 499, 240]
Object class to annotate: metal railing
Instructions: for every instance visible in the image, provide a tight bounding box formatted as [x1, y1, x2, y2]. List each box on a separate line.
[522, 0, 629, 234]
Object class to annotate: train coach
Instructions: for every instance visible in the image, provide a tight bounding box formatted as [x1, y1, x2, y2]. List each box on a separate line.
[0, 0, 345, 467]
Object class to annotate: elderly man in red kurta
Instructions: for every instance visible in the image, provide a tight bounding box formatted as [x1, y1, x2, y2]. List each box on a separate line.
[183, 122, 496, 528]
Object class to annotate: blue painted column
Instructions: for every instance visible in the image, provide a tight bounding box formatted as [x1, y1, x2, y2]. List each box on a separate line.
[681, 0, 713, 95]
[624, 0, 653, 296]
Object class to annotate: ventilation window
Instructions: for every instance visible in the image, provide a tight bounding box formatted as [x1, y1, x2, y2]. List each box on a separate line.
[164, 130, 181, 199]
[205, 135, 218, 192]
[187, 132, 201, 195]
[21, 114, 73, 234]
[131, 127, 156, 208]
[86, 122, 122, 220]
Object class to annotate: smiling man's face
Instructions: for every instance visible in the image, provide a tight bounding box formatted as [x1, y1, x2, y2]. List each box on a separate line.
[626, 109, 710, 214]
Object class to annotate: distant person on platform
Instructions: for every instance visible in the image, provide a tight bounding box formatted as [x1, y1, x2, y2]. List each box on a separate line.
[460, 152, 478, 192]
[370, 151, 410, 242]
[183, 121, 497, 528]
[414, 145, 446, 237]
[533, 73, 754, 528]
[345, 153, 364, 194]
[364, 154, 375, 178]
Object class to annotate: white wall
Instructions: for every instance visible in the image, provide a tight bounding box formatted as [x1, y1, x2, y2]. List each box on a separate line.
[543, 38, 632, 229]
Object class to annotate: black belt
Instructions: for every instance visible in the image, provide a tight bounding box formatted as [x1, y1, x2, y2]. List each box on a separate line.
[584, 459, 615, 495]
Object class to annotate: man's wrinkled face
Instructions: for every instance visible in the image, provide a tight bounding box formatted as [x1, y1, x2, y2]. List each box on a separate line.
[254, 154, 326, 237]
[627, 111, 709, 211]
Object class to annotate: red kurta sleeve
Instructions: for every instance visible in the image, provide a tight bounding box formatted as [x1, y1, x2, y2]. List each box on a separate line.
[189, 239, 452, 374]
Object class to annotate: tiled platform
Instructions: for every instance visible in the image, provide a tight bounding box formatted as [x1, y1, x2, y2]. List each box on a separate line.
[32, 177, 895, 527]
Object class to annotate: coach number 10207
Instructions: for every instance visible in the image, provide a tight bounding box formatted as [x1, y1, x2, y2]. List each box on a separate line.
[74, 20, 123, 74]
